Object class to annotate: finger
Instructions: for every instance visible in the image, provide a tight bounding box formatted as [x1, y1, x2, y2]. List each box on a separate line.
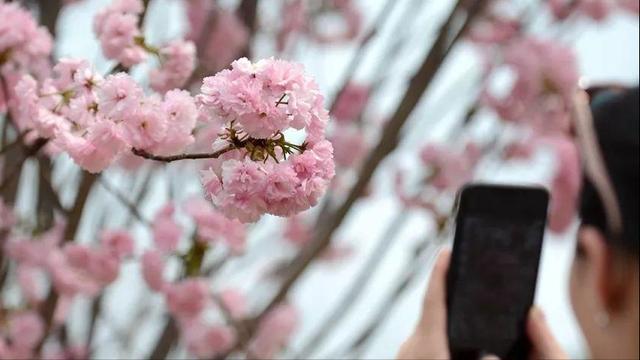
[418, 248, 451, 330]
[527, 307, 567, 359]
[481, 355, 500, 360]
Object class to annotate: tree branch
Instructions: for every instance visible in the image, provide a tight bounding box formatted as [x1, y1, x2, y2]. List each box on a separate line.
[132, 145, 236, 163]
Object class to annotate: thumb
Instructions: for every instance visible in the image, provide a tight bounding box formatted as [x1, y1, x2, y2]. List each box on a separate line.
[418, 249, 451, 331]
[527, 307, 567, 359]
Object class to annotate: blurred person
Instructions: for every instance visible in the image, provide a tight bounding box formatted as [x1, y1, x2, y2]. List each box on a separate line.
[397, 86, 639, 359]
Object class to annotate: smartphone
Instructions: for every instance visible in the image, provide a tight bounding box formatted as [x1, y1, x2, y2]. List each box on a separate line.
[446, 183, 549, 360]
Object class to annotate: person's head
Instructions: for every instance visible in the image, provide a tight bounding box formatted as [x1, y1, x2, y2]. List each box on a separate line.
[569, 86, 639, 359]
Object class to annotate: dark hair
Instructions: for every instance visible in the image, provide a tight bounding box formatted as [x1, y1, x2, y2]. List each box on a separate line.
[579, 86, 639, 257]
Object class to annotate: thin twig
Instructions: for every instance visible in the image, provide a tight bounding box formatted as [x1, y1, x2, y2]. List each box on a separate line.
[131, 144, 236, 163]
[294, 210, 410, 358]
[328, 237, 443, 358]
[98, 176, 151, 225]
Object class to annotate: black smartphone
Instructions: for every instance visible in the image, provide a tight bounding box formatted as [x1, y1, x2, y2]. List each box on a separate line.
[446, 183, 549, 360]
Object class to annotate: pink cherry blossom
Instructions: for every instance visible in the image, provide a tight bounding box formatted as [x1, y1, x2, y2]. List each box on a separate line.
[185, 0, 211, 42]
[55, 120, 127, 173]
[419, 142, 481, 191]
[182, 321, 235, 359]
[183, 198, 247, 254]
[149, 90, 198, 156]
[17, 265, 45, 304]
[141, 250, 166, 291]
[283, 216, 312, 247]
[481, 36, 578, 134]
[218, 288, 247, 319]
[121, 98, 168, 151]
[277, 0, 362, 50]
[200, 168, 223, 199]
[152, 203, 182, 253]
[149, 40, 196, 93]
[332, 83, 370, 122]
[548, 0, 614, 22]
[47, 244, 120, 297]
[97, 73, 144, 122]
[100, 229, 135, 259]
[94, 0, 146, 67]
[619, 0, 640, 14]
[249, 303, 298, 359]
[277, 0, 307, 52]
[329, 125, 367, 167]
[503, 137, 537, 160]
[4, 222, 65, 268]
[190, 9, 250, 73]
[0, 199, 16, 230]
[164, 278, 210, 320]
[0, 3, 53, 75]
[8, 311, 44, 350]
[468, 14, 521, 44]
[311, 0, 362, 44]
[198, 57, 326, 139]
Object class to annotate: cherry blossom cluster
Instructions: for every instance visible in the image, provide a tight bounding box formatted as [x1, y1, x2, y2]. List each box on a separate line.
[135, 198, 297, 358]
[1, 222, 133, 357]
[328, 82, 371, 168]
[0, 310, 45, 359]
[481, 36, 579, 135]
[394, 143, 482, 212]
[277, 0, 362, 52]
[5, 223, 133, 303]
[94, 0, 195, 92]
[12, 59, 199, 172]
[0, 3, 52, 77]
[198, 58, 335, 223]
[549, 0, 639, 22]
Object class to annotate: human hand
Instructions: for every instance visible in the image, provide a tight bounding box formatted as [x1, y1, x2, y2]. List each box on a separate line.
[526, 307, 567, 360]
[397, 249, 451, 360]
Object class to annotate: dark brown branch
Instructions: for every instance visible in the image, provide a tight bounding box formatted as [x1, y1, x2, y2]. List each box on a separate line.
[236, 0, 258, 59]
[0, 137, 48, 193]
[36, 156, 69, 216]
[147, 318, 178, 360]
[132, 145, 236, 163]
[38, 0, 63, 38]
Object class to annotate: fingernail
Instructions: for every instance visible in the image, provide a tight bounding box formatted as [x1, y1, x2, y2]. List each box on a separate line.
[481, 354, 500, 360]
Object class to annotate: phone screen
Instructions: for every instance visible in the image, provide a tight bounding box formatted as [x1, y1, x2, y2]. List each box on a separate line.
[447, 184, 548, 360]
